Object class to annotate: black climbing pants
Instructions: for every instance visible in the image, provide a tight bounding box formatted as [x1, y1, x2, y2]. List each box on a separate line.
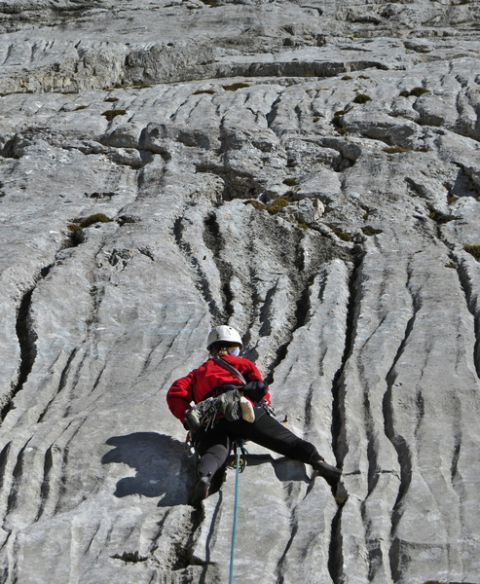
[195, 405, 319, 478]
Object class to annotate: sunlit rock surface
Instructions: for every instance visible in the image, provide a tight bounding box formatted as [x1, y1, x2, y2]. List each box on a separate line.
[1, 1, 480, 583]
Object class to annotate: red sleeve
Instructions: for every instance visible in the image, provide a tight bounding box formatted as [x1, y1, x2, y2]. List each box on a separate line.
[166, 370, 195, 423]
[244, 359, 272, 405]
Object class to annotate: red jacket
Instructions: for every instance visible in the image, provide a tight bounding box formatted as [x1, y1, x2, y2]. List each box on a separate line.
[166, 354, 271, 423]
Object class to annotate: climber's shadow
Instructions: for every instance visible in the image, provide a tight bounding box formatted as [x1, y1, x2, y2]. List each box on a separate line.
[246, 454, 310, 483]
[102, 432, 194, 507]
[103, 433, 311, 508]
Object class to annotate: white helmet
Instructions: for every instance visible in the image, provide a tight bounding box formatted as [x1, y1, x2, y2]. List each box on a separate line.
[207, 325, 243, 350]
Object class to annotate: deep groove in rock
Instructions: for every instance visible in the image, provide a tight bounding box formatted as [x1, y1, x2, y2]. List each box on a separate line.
[37, 349, 78, 423]
[35, 446, 53, 521]
[331, 248, 365, 465]
[1, 286, 38, 422]
[275, 511, 298, 583]
[259, 281, 278, 338]
[264, 272, 314, 386]
[328, 249, 364, 584]
[365, 391, 380, 497]
[383, 260, 420, 578]
[389, 537, 403, 583]
[266, 95, 281, 129]
[203, 213, 234, 320]
[6, 440, 31, 516]
[328, 506, 343, 584]
[54, 420, 84, 514]
[0, 442, 12, 491]
[241, 262, 261, 358]
[173, 214, 223, 322]
[303, 382, 315, 431]
[453, 255, 480, 379]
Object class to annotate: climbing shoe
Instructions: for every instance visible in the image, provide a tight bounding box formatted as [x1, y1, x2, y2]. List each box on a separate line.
[310, 455, 342, 487]
[189, 476, 211, 507]
[240, 396, 255, 423]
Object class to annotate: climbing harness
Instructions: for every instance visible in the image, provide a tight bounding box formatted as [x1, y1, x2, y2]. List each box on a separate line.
[228, 441, 245, 584]
[227, 440, 248, 473]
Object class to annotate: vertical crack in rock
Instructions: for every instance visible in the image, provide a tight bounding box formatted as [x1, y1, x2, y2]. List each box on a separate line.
[275, 506, 299, 583]
[5, 439, 32, 518]
[1, 258, 60, 422]
[264, 272, 314, 386]
[383, 259, 420, 581]
[258, 281, 279, 339]
[199, 492, 223, 578]
[452, 255, 480, 379]
[53, 419, 85, 514]
[365, 391, 378, 499]
[303, 382, 315, 432]
[242, 241, 263, 354]
[450, 394, 462, 491]
[37, 349, 78, 423]
[0, 442, 12, 495]
[1, 287, 38, 422]
[331, 248, 365, 464]
[203, 212, 234, 321]
[171, 508, 204, 571]
[266, 94, 282, 130]
[360, 314, 388, 503]
[35, 446, 53, 521]
[328, 247, 365, 584]
[328, 506, 344, 584]
[173, 213, 223, 322]
[148, 509, 171, 556]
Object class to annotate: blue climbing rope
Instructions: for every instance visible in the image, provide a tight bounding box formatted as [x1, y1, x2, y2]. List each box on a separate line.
[228, 444, 241, 584]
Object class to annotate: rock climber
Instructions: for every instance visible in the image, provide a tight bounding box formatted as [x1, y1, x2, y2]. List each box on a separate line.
[166, 325, 347, 506]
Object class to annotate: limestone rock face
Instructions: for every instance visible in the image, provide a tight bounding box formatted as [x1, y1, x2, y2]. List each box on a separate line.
[1, 1, 480, 583]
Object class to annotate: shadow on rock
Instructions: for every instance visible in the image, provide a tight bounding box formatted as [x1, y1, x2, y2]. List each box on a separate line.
[103, 432, 194, 507]
[239, 453, 310, 483]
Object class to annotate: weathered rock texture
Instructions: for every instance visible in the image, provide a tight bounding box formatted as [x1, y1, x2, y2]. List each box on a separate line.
[1, 1, 480, 583]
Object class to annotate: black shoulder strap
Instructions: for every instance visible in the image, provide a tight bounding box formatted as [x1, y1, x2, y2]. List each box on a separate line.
[213, 356, 247, 385]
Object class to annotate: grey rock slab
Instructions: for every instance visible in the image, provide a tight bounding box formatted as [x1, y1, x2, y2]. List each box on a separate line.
[1, 1, 480, 583]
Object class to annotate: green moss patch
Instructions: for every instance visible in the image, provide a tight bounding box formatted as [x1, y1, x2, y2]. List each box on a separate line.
[267, 195, 291, 214]
[73, 213, 113, 228]
[296, 221, 310, 230]
[464, 244, 480, 261]
[362, 226, 383, 236]
[353, 94, 371, 104]
[244, 200, 267, 212]
[384, 146, 431, 154]
[283, 177, 299, 187]
[193, 89, 216, 95]
[384, 146, 411, 154]
[244, 195, 292, 215]
[222, 82, 250, 92]
[400, 87, 430, 98]
[102, 109, 127, 121]
[332, 109, 348, 134]
[66, 223, 85, 246]
[330, 225, 354, 241]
